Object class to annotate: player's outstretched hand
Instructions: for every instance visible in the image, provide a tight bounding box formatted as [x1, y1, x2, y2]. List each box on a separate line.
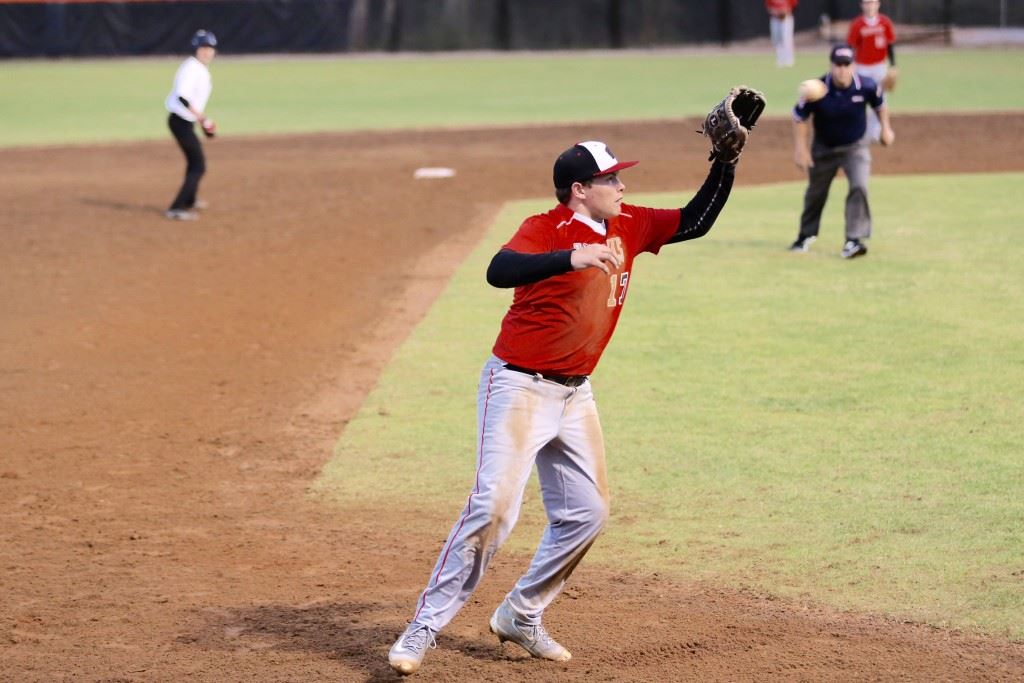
[571, 243, 621, 273]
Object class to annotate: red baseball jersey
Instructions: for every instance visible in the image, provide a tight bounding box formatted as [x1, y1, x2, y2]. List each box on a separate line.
[765, 0, 797, 15]
[492, 202, 680, 376]
[846, 14, 896, 65]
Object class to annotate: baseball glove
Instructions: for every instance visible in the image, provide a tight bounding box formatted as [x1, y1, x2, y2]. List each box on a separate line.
[881, 67, 899, 92]
[200, 118, 217, 138]
[699, 86, 766, 164]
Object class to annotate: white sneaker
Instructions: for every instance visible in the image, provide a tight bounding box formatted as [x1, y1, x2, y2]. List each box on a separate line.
[789, 235, 816, 252]
[388, 623, 437, 675]
[165, 209, 198, 221]
[489, 601, 571, 662]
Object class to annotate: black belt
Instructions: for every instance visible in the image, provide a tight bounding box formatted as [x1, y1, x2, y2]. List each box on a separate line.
[503, 364, 588, 388]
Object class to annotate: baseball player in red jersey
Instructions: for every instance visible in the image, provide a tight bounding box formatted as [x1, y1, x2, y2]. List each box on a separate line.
[765, 0, 798, 67]
[847, 0, 897, 141]
[388, 141, 739, 675]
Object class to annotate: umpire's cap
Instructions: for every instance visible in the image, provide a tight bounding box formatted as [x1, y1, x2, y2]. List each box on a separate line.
[553, 141, 638, 189]
[191, 29, 218, 50]
[830, 45, 854, 65]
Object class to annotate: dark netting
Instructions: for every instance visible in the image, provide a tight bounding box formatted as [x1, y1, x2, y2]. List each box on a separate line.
[1, 0, 1018, 59]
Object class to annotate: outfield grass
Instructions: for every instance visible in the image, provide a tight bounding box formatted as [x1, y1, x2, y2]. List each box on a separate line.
[317, 172, 1024, 639]
[1, 48, 1022, 146]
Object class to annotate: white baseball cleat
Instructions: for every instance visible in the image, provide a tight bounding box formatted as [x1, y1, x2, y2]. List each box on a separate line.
[165, 209, 198, 221]
[789, 235, 816, 252]
[388, 623, 437, 675]
[489, 601, 571, 662]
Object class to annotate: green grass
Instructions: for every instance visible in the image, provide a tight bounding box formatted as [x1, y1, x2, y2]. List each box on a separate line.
[2, 47, 1022, 146]
[317, 172, 1024, 639]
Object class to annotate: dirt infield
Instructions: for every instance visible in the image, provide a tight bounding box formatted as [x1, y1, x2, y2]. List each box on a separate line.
[3, 114, 1024, 682]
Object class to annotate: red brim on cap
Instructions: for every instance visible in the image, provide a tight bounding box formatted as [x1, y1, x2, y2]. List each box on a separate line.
[595, 160, 639, 177]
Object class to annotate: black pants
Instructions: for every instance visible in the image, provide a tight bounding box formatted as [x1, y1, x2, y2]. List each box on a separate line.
[168, 113, 206, 211]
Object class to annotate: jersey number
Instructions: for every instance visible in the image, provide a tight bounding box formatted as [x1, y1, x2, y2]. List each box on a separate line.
[607, 272, 630, 307]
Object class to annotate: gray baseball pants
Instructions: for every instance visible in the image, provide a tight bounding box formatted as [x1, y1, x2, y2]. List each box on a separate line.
[408, 355, 609, 630]
[798, 138, 873, 242]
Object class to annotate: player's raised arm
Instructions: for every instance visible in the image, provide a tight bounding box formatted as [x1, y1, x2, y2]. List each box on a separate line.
[664, 160, 736, 245]
[664, 86, 766, 245]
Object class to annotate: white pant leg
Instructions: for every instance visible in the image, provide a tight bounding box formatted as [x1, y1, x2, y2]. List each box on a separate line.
[409, 357, 566, 631]
[856, 61, 889, 85]
[505, 379, 609, 624]
[770, 15, 795, 67]
[856, 62, 888, 142]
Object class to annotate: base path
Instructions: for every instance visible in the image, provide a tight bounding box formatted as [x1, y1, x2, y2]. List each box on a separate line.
[2, 115, 1023, 681]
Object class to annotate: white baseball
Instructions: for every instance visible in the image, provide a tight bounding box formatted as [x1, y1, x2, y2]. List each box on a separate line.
[799, 79, 827, 103]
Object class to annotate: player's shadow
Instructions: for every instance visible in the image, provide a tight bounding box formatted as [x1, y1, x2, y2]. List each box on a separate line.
[182, 600, 506, 681]
[78, 197, 165, 216]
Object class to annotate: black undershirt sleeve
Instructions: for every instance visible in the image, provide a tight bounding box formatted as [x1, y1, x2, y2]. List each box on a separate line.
[664, 160, 735, 244]
[486, 249, 574, 289]
[888, 44, 896, 66]
[178, 96, 191, 108]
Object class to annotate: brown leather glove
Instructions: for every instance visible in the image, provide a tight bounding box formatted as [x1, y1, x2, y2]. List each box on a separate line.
[699, 86, 766, 164]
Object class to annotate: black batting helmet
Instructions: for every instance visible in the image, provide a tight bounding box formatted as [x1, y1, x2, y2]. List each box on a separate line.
[191, 30, 218, 50]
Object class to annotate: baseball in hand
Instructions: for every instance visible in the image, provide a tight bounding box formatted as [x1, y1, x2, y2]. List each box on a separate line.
[799, 79, 827, 103]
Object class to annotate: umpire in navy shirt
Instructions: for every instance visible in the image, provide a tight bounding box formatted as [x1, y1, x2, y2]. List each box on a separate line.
[790, 45, 895, 259]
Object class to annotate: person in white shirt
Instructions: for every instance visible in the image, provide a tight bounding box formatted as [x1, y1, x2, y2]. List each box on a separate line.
[165, 29, 217, 220]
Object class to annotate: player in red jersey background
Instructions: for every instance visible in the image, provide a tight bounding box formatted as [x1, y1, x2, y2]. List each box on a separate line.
[766, 0, 798, 67]
[847, 0, 897, 142]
